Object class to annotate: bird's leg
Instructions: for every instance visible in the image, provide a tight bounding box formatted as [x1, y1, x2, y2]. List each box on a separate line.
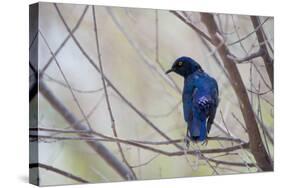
[184, 131, 191, 149]
[201, 137, 209, 146]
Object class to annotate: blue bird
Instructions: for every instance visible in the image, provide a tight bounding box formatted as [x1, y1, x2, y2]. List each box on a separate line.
[166, 56, 219, 146]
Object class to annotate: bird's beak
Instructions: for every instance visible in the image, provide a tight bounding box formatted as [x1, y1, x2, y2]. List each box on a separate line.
[165, 68, 174, 74]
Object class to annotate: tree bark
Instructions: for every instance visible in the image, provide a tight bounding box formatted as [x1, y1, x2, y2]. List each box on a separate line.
[200, 13, 273, 171]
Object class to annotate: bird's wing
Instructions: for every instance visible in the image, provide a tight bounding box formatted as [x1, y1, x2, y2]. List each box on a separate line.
[207, 78, 219, 133]
[207, 106, 217, 133]
[182, 79, 196, 123]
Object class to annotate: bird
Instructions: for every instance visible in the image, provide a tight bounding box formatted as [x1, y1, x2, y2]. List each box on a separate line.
[166, 56, 219, 147]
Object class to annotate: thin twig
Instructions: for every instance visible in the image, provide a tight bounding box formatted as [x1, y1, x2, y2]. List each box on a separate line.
[43, 74, 105, 94]
[231, 113, 247, 132]
[39, 30, 93, 132]
[92, 6, 136, 180]
[251, 16, 273, 88]
[30, 134, 250, 156]
[30, 127, 245, 144]
[257, 82, 273, 164]
[131, 154, 160, 168]
[227, 49, 265, 63]
[170, 10, 213, 44]
[106, 8, 181, 93]
[154, 9, 182, 93]
[40, 5, 89, 76]
[227, 17, 270, 46]
[29, 62, 38, 102]
[53, 4, 184, 151]
[39, 81, 135, 180]
[29, 163, 89, 183]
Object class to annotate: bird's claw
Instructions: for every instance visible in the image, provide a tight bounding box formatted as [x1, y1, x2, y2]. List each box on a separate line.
[201, 138, 209, 146]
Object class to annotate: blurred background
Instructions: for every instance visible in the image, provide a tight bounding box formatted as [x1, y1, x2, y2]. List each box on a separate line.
[29, 2, 274, 186]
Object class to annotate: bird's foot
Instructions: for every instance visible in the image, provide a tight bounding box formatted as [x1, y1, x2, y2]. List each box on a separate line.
[201, 138, 209, 146]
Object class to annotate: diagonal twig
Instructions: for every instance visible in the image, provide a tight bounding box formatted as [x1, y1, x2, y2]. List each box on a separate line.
[30, 163, 89, 183]
[40, 5, 89, 76]
[53, 3, 184, 151]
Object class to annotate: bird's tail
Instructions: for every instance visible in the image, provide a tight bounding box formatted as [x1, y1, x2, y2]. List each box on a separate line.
[189, 96, 212, 141]
[189, 117, 207, 141]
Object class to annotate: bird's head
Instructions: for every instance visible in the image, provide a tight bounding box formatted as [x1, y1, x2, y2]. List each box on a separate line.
[165, 56, 202, 78]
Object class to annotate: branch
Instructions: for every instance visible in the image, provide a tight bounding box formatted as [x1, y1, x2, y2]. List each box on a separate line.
[154, 9, 182, 93]
[40, 5, 89, 76]
[227, 49, 265, 63]
[39, 81, 136, 180]
[43, 74, 104, 94]
[30, 127, 246, 144]
[29, 163, 89, 183]
[207, 158, 255, 168]
[30, 134, 250, 156]
[53, 3, 184, 151]
[92, 6, 136, 179]
[251, 16, 273, 89]
[170, 10, 213, 45]
[227, 17, 270, 46]
[200, 13, 273, 171]
[29, 61, 38, 102]
[39, 30, 93, 132]
[256, 83, 273, 165]
[106, 8, 181, 93]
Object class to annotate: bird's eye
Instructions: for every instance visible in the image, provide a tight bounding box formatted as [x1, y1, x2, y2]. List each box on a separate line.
[178, 61, 183, 66]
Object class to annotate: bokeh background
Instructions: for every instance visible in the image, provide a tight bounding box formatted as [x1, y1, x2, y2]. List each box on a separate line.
[29, 2, 274, 186]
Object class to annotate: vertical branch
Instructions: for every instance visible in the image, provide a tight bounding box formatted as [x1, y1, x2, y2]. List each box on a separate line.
[107, 8, 181, 93]
[200, 13, 273, 171]
[29, 62, 38, 102]
[257, 82, 272, 164]
[154, 10, 181, 93]
[250, 16, 273, 89]
[92, 6, 136, 180]
[155, 10, 159, 64]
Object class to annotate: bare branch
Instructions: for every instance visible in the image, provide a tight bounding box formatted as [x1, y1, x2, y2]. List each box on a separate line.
[227, 49, 265, 63]
[256, 83, 273, 165]
[200, 13, 273, 171]
[106, 8, 181, 93]
[92, 6, 136, 179]
[170, 10, 213, 44]
[30, 127, 245, 144]
[30, 134, 250, 156]
[131, 154, 160, 168]
[40, 5, 89, 76]
[39, 81, 136, 180]
[247, 88, 272, 96]
[53, 3, 184, 151]
[206, 158, 255, 168]
[251, 16, 273, 88]
[231, 113, 247, 132]
[227, 17, 270, 46]
[29, 163, 89, 183]
[43, 74, 105, 94]
[39, 30, 94, 132]
[29, 61, 38, 102]
[154, 10, 182, 93]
